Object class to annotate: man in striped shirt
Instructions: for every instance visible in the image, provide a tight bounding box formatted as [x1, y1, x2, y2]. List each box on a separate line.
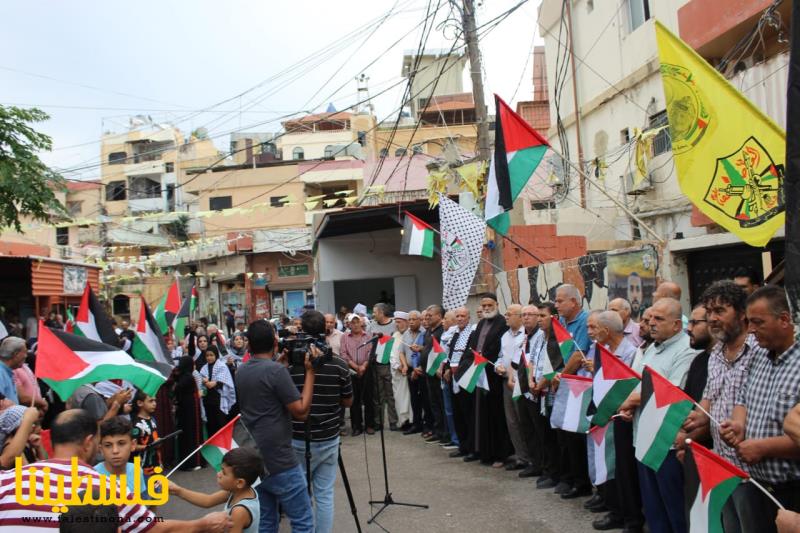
[0, 409, 230, 532]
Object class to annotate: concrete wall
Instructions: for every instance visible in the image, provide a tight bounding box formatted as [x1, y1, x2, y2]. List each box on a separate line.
[315, 228, 443, 313]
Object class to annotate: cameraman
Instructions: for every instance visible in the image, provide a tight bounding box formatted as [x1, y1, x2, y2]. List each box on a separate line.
[235, 320, 316, 533]
[289, 310, 353, 533]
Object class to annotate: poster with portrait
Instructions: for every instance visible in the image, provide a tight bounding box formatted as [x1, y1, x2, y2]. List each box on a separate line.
[63, 266, 88, 295]
[606, 247, 658, 321]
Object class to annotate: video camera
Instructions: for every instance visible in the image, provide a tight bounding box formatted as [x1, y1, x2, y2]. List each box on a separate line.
[278, 332, 333, 369]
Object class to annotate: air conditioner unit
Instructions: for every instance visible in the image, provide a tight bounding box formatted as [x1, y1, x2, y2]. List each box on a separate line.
[625, 171, 653, 195]
[59, 246, 72, 259]
[198, 277, 208, 288]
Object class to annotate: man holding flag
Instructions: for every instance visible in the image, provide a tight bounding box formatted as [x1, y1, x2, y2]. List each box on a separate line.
[619, 298, 698, 533]
[420, 305, 446, 443]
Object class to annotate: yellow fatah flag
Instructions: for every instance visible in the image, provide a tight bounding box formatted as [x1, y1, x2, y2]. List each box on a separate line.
[655, 21, 785, 247]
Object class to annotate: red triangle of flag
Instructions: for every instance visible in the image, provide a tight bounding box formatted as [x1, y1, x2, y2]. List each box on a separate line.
[564, 374, 593, 397]
[647, 366, 693, 408]
[36, 322, 90, 381]
[75, 283, 92, 323]
[206, 416, 237, 449]
[589, 423, 609, 445]
[432, 337, 444, 353]
[165, 281, 182, 314]
[404, 211, 433, 231]
[473, 351, 489, 366]
[495, 94, 550, 153]
[598, 344, 641, 380]
[136, 296, 149, 334]
[690, 441, 748, 500]
[378, 335, 392, 345]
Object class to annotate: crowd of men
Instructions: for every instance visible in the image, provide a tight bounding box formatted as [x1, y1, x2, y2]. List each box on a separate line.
[327, 269, 800, 533]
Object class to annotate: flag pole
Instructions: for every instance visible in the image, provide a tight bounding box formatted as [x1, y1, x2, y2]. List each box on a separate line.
[165, 414, 241, 478]
[692, 401, 723, 427]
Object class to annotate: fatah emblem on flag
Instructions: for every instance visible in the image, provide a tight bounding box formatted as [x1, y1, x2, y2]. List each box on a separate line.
[438, 193, 485, 310]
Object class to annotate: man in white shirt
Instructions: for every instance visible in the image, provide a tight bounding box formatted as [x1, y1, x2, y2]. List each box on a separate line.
[494, 304, 530, 470]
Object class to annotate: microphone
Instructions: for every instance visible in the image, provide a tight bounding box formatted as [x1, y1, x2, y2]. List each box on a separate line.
[357, 334, 381, 348]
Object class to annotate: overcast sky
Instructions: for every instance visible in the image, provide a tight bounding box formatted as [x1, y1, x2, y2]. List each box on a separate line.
[1, 0, 542, 177]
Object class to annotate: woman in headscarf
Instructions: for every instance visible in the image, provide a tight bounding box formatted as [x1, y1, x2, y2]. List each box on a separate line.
[199, 349, 236, 436]
[187, 333, 210, 371]
[173, 355, 203, 471]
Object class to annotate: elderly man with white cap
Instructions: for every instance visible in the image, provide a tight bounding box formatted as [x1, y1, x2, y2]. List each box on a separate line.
[391, 311, 413, 430]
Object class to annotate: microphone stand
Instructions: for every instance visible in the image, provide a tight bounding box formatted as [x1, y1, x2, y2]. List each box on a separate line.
[364, 335, 428, 524]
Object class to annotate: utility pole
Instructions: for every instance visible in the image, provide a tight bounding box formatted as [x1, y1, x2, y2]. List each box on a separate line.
[462, 0, 491, 162]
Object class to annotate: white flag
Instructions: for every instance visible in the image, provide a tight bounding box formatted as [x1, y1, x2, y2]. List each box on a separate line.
[438, 194, 485, 310]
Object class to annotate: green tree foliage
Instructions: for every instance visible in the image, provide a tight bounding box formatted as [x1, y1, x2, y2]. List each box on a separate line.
[0, 105, 67, 232]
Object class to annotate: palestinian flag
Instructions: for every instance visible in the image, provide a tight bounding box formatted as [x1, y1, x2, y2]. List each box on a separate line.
[40, 429, 54, 459]
[592, 344, 641, 427]
[456, 350, 490, 393]
[550, 374, 592, 433]
[684, 440, 748, 533]
[154, 280, 182, 335]
[426, 337, 448, 376]
[132, 297, 171, 366]
[374, 334, 395, 364]
[485, 94, 551, 234]
[539, 340, 561, 381]
[35, 323, 167, 401]
[75, 283, 118, 345]
[588, 422, 616, 485]
[514, 349, 531, 400]
[400, 211, 435, 258]
[552, 319, 577, 361]
[635, 366, 695, 471]
[172, 283, 197, 340]
[65, 308, 75, 334]
[200, 415, 259, 472]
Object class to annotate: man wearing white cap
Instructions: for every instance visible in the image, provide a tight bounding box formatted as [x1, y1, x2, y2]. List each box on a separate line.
[391, 312, 413, 430]
[340, 313, 374, 436]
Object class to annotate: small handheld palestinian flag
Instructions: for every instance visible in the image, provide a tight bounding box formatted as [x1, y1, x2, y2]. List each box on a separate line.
[684, 440, 748, 533]
[64, 309, 75, 334]
[200, 415, 260, 473]
[374, 334, 395, 364]
[154, 280, 182, 335]
[75, 283, 119, 345]
[552, 319, 578, 361]
[400, 211, 435, 258]
[592, 344, 641, 427]
[588, 422, 616, 485]
[172, 283, 197, 340]
[485, 94, 551, 235]
[132, 296, 172, 366]
[456, 350, 490, 393]
[514, 350, 530, 401]
[35, 323, 168, 401]
[635, 366, 695, 471]
[426, 337, 448, 376]
[550, 374, 592, 433]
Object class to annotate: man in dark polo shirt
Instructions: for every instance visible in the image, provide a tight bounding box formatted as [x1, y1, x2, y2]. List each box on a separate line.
[290, 310, 353, 533]
[236, 319, 316, 533]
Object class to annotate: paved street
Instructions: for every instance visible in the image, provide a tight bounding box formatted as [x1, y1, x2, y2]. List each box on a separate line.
[161, 427, 594, 532]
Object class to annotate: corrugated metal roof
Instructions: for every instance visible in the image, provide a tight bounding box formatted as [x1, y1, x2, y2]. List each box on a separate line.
[29, 258, 100, 296]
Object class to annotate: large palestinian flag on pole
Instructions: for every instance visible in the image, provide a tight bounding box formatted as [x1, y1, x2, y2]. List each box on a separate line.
[35, 324, 167, 401]
[635, 366, 695, 471]
[200, 415, 259, 472]
[485, 94, 551, 235]
[592, 344, 641, 426]
[75, 283, 118, 345]
[154, 279, 182, 335]
[400, 211, 435, 258]
[550, 374, 592, 433]
[684, 440, 748, 533]
[132, 296, 172, 366]
[455, 349, 490, 393]
[172, 283, 197, 340]
[588, 422, 616, 485]
[426, 337, 448, 376]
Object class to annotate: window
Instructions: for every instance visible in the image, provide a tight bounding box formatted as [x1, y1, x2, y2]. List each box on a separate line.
[209, 195, 232, 211]
[66, 201, 82, 217]
[270, 196, 285, 207]
[106, 180, 126, 201]
[278, 264, 310, 277]
[620, 128, 630, 144]
[627, 0, 650, 32]
[165, 162, 175, 173]
[292, 147, 305, 160]
[112, 294, 130, 316]
[357, 131, 367, 146]
[108, 152, 127, 165]
[324, 145, 335, 159]
[56, 227, 69, 245]
[230, 141, 237, 154]
[379, 148, 388, 158]
[260, 142, 276, 155]
[587, 0, 594, 12]
[128, 176, 161, 199]
[648, 110, 671, 157]
[395, 147, 407, 157]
